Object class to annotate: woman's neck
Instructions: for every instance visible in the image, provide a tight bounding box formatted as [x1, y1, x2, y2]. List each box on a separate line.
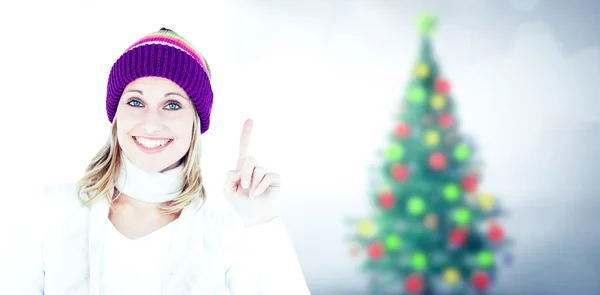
[112, 189, 163, 210]
[109, 189, 180, 239]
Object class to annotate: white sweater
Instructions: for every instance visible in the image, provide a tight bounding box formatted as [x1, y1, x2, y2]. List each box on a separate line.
[101, 218, 177, 295]
[0, 183, 311, 295]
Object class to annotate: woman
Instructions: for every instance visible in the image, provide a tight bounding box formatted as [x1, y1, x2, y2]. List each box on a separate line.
[3, 28, 310, 295]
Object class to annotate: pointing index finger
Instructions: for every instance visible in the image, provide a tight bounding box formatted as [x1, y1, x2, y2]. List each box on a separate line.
[237, 118, 253, 168]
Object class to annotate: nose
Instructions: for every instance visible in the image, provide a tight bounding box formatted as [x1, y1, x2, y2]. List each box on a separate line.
[140, 108, 165, 134]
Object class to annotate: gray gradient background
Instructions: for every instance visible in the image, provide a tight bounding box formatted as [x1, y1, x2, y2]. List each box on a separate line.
[219, 0, 600, 294]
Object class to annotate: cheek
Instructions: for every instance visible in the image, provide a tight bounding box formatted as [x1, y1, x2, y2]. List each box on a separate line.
[115, 115, 138, 143]
[116, 116, 133, 134]
[166, 119, 195, 161]
[116, 125, 130, 141]
[174, 118, 195, 145]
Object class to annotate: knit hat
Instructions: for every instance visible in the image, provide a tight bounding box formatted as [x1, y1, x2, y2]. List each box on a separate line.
[106, 28, 213, 133]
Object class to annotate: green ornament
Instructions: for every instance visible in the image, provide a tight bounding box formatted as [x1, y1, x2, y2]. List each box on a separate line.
[453, 144, 471, 162]
[416, 13, 437, 36]
[385, 234, 402, 250]
[385, 143, 404, 161]
[411, 252, 428, 270]
[453, 207, 471, 225]
[407, 196, 426, 215]
[443, 183, 461, 202]
[408, 86, 426, 104]
[477, 250, 494, 267]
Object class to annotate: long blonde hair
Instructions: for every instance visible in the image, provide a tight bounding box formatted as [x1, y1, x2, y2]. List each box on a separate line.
[75, 113, 207, 214]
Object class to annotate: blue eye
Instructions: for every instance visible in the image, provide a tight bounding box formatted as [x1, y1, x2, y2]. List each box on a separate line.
[165, 102, 181, 110]
[127, 99, 143, 107]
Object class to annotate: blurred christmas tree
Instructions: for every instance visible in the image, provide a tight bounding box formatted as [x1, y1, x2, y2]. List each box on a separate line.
[348, 13, 514, 295]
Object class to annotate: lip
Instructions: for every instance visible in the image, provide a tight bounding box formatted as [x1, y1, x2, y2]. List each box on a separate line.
[132, 136, 174, 154]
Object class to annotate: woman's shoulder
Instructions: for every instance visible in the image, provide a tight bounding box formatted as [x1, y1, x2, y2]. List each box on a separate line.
[36, 183, 86, 208]
[31, 183, 90, 223]
[16, 183, 89, 241]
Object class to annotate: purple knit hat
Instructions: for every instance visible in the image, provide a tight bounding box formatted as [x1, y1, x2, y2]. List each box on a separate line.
[106, 28, 213, 134]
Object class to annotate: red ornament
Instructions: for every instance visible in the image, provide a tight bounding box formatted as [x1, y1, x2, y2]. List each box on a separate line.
[435, 78, 451, 94]
[429, 152, 446, 171]
[449, 228, 467, 247]
[462, 174, 478, 192]
[367, 242, 384, 260]
[404, 274, 423, 294]
[438, 113, 453, 129]
[471, 271, 490, 291]
[488, 223, 504, 243]
[391, 164, 409, 182]
[379, 191, 395, 209]
[395, 123, 410, 138]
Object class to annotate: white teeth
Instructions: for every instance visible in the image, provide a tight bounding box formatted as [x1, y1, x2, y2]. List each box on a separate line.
[135, 137, 170, 148]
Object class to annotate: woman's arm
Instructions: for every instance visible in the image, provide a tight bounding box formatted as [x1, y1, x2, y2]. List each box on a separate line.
[0, 188, 47, 294]
[225, 217, 311, 295]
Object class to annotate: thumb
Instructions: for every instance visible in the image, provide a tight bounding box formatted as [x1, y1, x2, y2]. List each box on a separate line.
[224, 170, 241, 192]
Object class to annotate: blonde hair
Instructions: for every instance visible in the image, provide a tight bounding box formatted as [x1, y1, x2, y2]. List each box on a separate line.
[75, 113, 207, 214]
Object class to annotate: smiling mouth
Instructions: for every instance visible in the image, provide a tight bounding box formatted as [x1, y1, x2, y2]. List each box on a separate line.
[132, 136, 174, 152]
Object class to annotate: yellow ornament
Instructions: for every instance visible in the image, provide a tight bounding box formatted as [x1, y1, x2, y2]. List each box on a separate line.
[430, 93, 446, 110]
[414, 63, 429, 78]
[478, 193, 496, 211]
[424, 213, 438, 229]
[424, 130, 440, 147]
[357, 219, 375, 238]
[443, 268, 461, 285]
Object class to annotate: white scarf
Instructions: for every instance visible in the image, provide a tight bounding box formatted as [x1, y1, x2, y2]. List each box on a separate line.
[114, 154, 185, 203]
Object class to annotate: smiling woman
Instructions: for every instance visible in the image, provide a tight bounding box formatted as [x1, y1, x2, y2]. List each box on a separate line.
[2, 28, 311, 295]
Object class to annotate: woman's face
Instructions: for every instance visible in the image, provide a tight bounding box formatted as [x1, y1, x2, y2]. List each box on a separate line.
[115, 77, 196, 172]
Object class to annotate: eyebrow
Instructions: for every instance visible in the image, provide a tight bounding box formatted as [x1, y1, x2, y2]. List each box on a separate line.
[124, 89, 143, 95]
[164, 92, 187, 99]
[124, 89, 187, 99]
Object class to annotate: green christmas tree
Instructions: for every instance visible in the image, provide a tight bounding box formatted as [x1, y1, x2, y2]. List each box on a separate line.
[348, 14, 513, 295]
